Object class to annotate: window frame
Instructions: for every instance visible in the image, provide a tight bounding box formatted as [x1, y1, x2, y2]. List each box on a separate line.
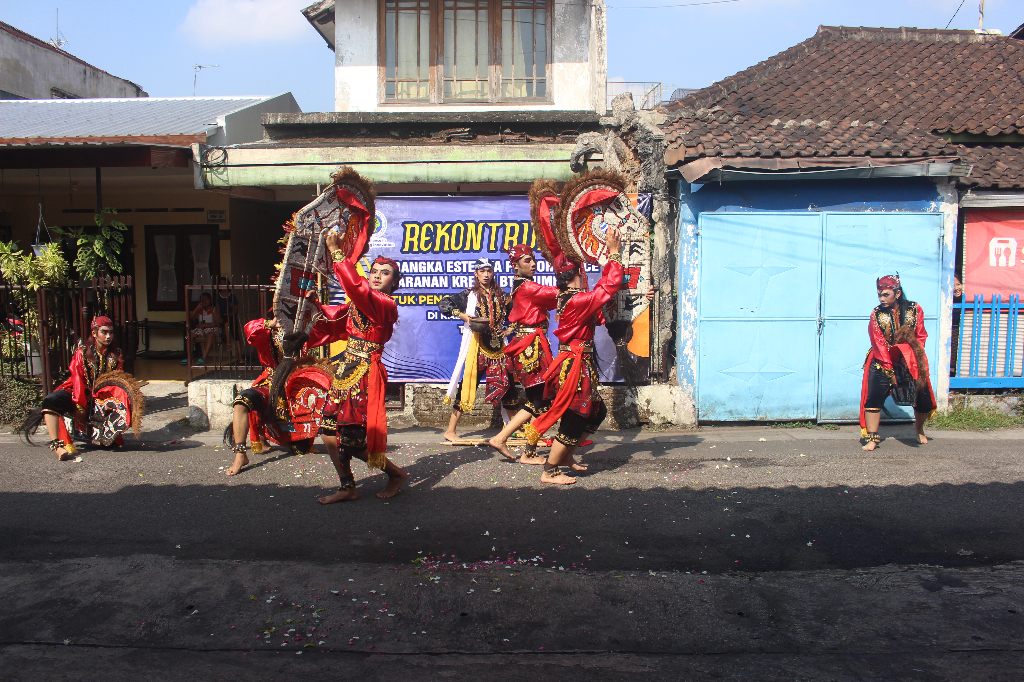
[378, 0, 553, 105]
[144, 225, 220, 312]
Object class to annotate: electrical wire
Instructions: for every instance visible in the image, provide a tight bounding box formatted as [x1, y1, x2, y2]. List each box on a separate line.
[944, 0, 966, 29]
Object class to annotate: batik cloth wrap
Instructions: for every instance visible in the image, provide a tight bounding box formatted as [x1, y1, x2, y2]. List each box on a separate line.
[440, 288, 511, 411]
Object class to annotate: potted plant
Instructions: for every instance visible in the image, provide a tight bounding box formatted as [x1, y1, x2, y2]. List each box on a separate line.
[0, 240, 70, 375]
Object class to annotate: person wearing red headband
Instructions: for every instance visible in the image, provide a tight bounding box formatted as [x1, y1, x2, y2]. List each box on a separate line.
[225, 292, 349, 476]
[523, 230, 626, 485]
[487, 243, 559, 464]
[859, 274, 936, 451]
[20, 316, 123, 460]
[318, 233, 408, 504]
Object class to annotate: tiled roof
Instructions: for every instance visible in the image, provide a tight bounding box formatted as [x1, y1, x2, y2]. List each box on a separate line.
[0, 96, 276, 140]
[662, 26, 1024, 188]
[958, 145, 1024, 190]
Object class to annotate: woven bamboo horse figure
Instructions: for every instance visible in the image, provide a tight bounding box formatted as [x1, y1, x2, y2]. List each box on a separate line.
[274, 167, 374, 337]
[556, 170, 651, 334]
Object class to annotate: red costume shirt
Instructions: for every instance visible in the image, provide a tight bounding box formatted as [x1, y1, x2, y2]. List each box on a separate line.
[504, 276, 558, 389]
[55, 344, 124, 412]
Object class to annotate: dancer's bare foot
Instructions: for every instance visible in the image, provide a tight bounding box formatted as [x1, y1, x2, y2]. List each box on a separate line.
[570, 460, 588, 472]
[541, 467, 576, 485]
[376, 471, 408, 500]
[519, 453, 546, 465]
[442, 430, 460, 443]
[55, 446, 73, 462]
[226, 452, 249, 476]
[488, 437, 518, 462]
[861, 440, 878, 452]
[917, 433, 929, 445]
[319, 487, 361, 504]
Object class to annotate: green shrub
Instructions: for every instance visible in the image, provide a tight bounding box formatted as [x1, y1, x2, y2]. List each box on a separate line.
[0, 376, 41, 429]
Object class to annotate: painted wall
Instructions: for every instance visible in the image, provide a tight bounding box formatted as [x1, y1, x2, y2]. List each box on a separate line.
[332, 0, 606, 113]
[675, 178, 957, 422]
[0, 29, 146, 99]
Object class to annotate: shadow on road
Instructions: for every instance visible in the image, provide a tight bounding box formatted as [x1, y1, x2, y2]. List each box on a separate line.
[2, 474, 1021, 575]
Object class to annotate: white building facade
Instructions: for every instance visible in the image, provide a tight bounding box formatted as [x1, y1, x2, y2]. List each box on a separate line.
[303, 0, 607, 113]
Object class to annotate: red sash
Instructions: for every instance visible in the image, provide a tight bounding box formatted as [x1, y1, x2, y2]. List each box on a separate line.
[524, 340, 587, 444]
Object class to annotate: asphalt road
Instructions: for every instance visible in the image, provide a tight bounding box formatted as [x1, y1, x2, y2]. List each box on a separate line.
[2, 411, 1023, 679]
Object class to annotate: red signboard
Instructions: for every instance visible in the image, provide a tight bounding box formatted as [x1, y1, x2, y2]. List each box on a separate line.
[964, 209, 1024, 301]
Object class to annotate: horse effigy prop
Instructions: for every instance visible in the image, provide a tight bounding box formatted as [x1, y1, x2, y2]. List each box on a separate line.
[263, 167, 376, 445]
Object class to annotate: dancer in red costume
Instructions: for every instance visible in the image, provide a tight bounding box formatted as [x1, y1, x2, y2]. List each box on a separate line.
[859, 274, 936, 451]
[318, 230, 409, 503]
[20, 316, 141, 460]
[226, 293, 349, 476]
[524, 229, 626, 485]
[487, 243, 558, 464]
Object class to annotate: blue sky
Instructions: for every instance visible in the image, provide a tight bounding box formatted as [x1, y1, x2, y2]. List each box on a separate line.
[2, 0, 1020, 111]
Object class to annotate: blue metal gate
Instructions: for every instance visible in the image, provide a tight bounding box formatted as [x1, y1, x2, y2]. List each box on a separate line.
[697, 212, 943, 421]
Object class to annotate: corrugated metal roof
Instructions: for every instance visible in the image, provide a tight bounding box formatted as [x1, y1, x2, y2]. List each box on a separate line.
[0, 96, 277, 139]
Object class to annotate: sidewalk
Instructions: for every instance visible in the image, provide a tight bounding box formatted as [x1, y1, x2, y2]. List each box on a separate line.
[7, 379, 1024, 445]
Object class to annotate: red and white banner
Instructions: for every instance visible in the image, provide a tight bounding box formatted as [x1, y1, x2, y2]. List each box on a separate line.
[964, 209, 1024, 301]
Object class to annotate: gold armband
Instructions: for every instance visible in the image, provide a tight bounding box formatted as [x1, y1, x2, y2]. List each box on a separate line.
[607, 251, 622, 263]
[331, 250, 345, 263]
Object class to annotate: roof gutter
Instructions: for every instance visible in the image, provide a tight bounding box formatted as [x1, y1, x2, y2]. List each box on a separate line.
[960, 190, 1024, 208]
[673, 156, 969, 183]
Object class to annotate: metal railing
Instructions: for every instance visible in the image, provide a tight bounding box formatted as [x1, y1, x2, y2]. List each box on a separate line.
[950, 294, 1023, 388]
[0, 276, 135, 391]
[606, 81, 664, 111]
[183, 280, 273, 381]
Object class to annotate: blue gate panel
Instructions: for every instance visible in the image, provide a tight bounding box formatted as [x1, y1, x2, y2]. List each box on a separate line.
[818, 319, 867, 421]
[822, 213, 942, 319]
[699, 213, 822, 319]
[698, 320, 819, 420]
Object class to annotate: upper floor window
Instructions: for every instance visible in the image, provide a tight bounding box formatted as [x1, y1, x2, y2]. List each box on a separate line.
[381, 0, 550, 104]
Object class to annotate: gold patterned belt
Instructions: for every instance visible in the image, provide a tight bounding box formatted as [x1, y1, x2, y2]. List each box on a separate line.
[513, 324, 547, 336]
[558, 341, 594, 354]
[345, 336, 383, 360]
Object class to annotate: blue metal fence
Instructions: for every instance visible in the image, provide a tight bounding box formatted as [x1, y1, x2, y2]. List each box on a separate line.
[950, 294, 1023, 388]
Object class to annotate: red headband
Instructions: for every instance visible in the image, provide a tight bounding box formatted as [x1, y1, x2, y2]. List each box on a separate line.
[553, 253, 583, 276]
[373, 255, 400, 272]
[876, 275, 900, 292]
[507, 243, 533, 263]
[91, 315, 114, 330]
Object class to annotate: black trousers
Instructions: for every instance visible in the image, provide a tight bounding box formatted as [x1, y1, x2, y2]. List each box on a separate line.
[41, 390, 75, 415]
[556, 401, 607, 447]
[863, 364, 936, 414]
[522, 384, 549, 417]
[232, 388, 266, 413]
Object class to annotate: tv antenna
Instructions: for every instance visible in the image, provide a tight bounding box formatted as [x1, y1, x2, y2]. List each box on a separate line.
[192, 64, 220, 96]
[48, 8, 68, 49]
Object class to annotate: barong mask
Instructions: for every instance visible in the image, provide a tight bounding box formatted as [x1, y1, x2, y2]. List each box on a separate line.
[554, 169, 652, 324]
